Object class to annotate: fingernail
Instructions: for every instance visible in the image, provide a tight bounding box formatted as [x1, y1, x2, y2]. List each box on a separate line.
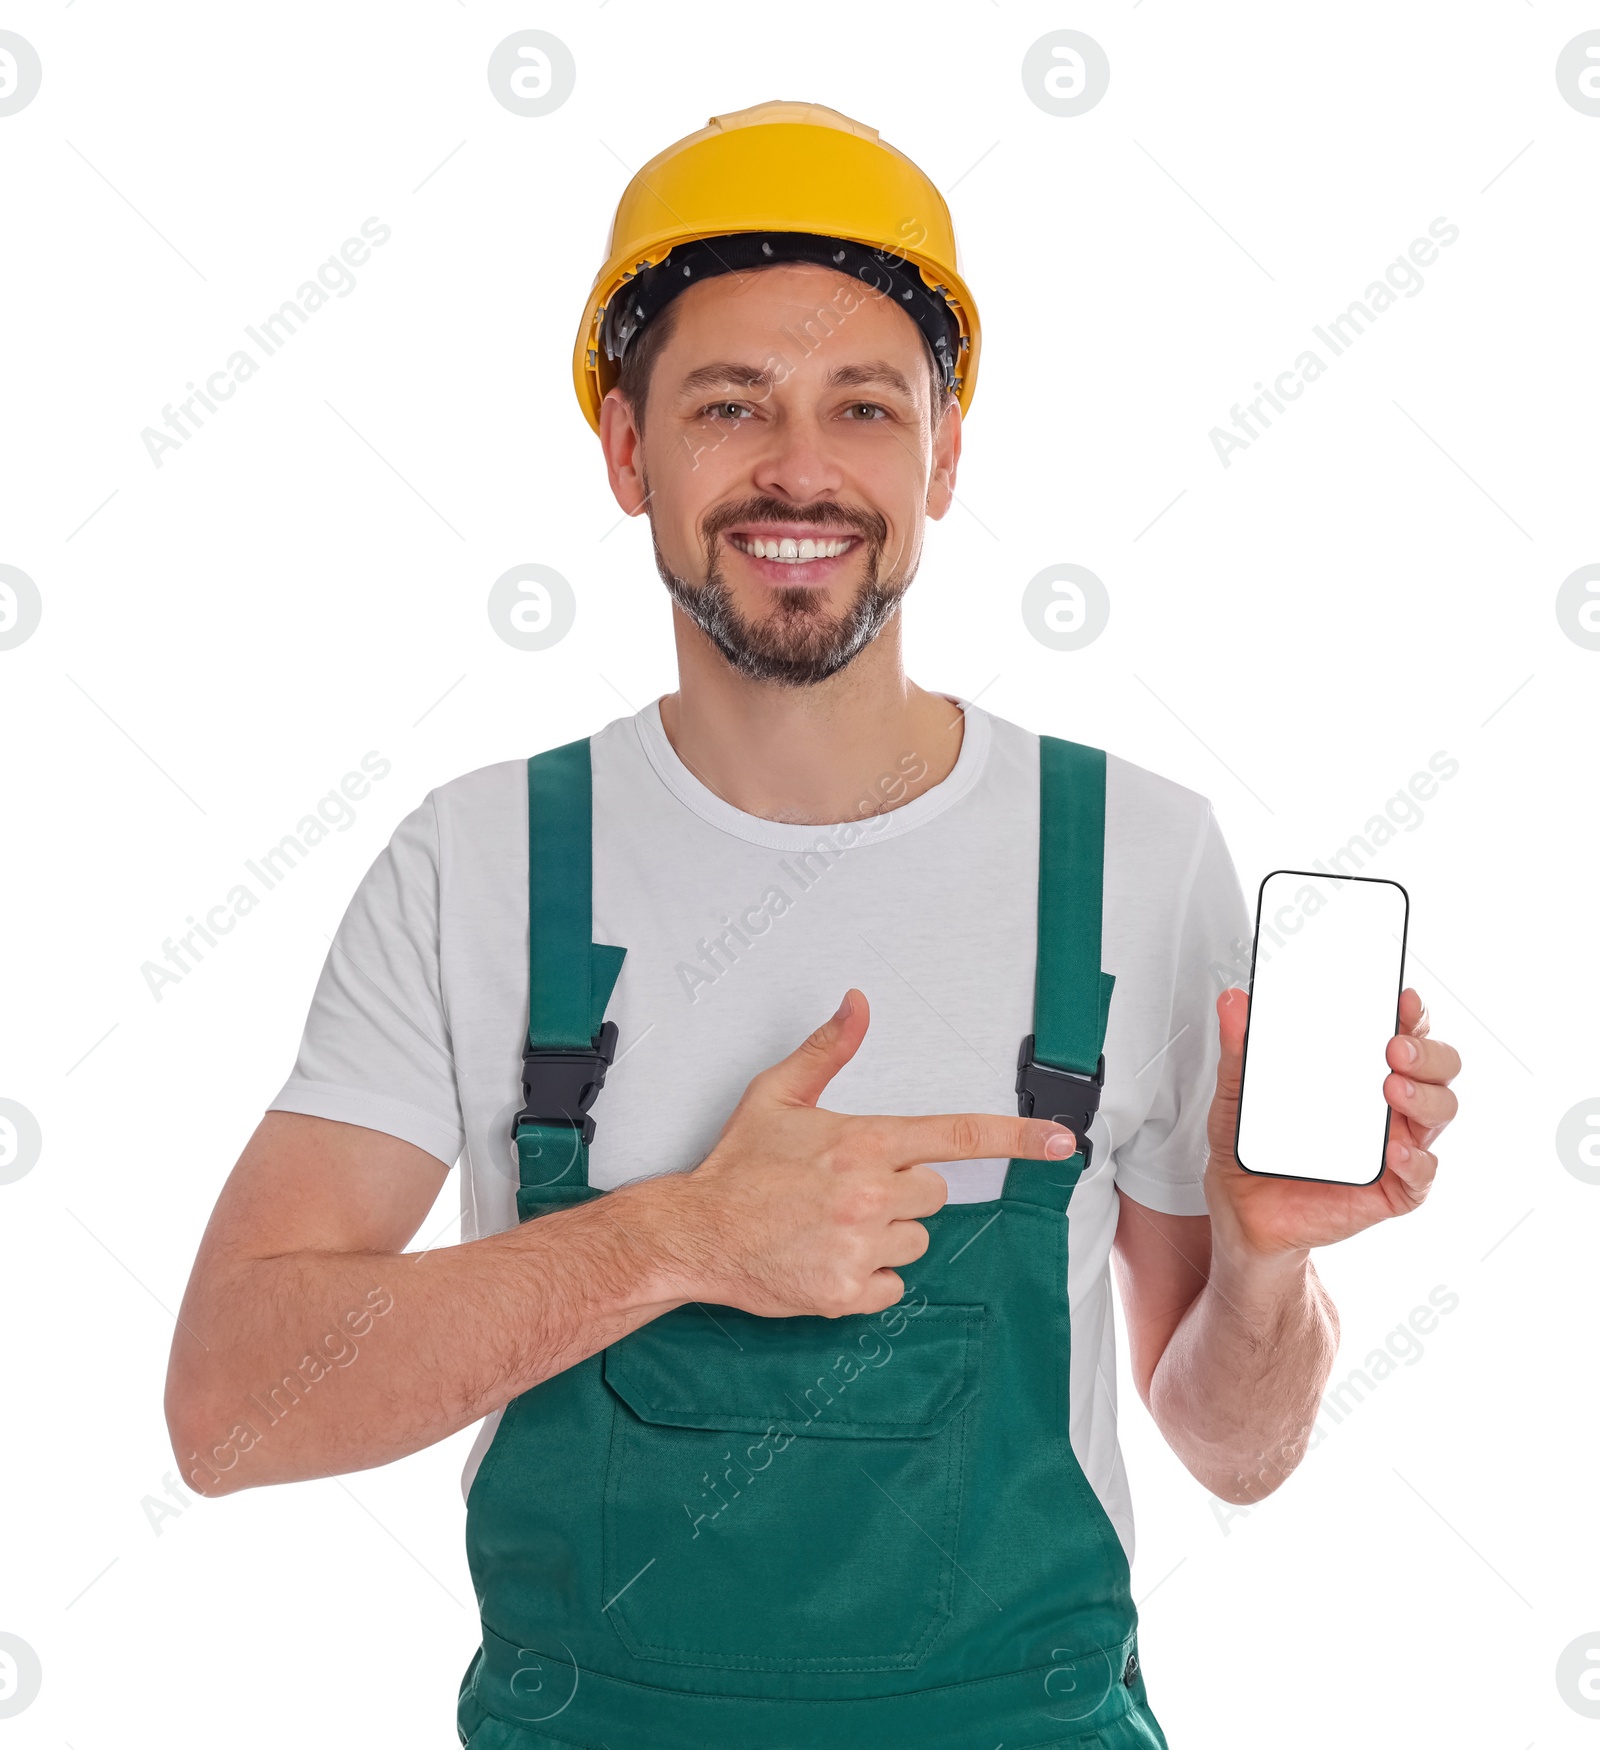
[1400, 1038, 1418, 1064]
[1401, 1078, 1416, 1097]
[833, 992, 852, 1022]
[1045, 1131, 1076, 1159]
[1394, 1144, 1411, 1163]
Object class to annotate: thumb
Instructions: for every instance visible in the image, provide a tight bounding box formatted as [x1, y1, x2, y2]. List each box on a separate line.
[1215, 987, 1248, 1099]
[1207, 986, 1250, 1168]
[757, 988, 871, 1108]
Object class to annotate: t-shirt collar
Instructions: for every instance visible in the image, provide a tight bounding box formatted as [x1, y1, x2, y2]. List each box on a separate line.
[632, 693, 992, 850]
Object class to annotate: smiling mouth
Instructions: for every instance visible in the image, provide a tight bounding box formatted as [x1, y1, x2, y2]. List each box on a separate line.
[727, 533, 859, 564]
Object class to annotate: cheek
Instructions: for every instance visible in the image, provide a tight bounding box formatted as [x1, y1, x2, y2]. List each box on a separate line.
[846, 440, 925, 546]
[643, 435, 739, 553]
[873, 503, 921, 568]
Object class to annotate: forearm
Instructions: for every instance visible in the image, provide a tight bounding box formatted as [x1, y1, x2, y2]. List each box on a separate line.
[1147, 1243, 1340, 1503]
[166, 1175, 691, 1495]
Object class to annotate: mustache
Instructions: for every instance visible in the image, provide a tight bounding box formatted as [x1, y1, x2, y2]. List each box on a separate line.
[700, 496, 888, 552]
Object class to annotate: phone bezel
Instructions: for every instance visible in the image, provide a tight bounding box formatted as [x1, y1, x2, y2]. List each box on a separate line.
[1232, 868, 1411, 1188]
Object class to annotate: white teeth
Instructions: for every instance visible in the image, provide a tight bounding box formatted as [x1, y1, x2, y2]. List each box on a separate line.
[732, 534, 852, 562]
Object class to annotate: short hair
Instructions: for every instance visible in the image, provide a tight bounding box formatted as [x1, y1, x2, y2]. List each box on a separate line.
[615, 293, 683, 434]
[614, 270, 950, 434]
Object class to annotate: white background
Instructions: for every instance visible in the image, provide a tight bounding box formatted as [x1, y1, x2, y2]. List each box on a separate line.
[2, 3, 1597, 1745]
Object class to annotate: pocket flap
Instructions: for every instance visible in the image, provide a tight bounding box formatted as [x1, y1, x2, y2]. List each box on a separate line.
[603, 1303, 984, 1439]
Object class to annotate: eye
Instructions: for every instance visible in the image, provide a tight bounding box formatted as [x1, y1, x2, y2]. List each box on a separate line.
[702, 400, 753, 421]
[843, 401, 889, 421]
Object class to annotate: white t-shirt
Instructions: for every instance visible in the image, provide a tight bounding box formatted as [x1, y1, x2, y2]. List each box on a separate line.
[269, 698, 1251, 1559]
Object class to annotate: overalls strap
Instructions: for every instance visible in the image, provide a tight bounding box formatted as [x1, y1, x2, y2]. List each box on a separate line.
[1005, 735, 1115, 1208]
[515, 734, 1111, 1212]
[515, 738, 625, 1213]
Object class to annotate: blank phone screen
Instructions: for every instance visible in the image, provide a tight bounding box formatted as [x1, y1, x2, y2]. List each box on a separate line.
[1234, 871, 1409, 1186]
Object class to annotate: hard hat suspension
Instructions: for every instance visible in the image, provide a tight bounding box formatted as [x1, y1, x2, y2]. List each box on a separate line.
[600, 230, 963, 396]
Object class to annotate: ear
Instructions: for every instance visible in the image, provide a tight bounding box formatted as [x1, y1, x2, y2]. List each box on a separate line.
[924, 397, 962, 521]
[598, 388, 650, 516]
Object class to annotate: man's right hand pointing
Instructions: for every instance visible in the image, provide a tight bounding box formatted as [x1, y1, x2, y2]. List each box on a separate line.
[653, 988, 1077, 1319]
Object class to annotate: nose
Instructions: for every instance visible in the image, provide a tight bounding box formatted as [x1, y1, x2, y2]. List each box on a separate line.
[748, 411, 846, 507]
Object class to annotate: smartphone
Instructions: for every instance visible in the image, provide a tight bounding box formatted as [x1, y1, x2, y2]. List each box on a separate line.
[1234, 870, 1410, 1187]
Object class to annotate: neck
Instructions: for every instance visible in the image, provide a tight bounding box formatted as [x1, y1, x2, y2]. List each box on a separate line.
[656, 604, 965, 825]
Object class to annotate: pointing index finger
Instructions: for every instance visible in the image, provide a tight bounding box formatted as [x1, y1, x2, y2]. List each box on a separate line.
[872, 1110, 1078, 1168]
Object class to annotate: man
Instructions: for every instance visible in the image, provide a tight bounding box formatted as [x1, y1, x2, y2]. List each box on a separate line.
[166, 102, 1461, 1748]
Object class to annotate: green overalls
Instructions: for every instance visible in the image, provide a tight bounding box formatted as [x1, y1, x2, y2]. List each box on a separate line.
[457, 736, 1169, 1750]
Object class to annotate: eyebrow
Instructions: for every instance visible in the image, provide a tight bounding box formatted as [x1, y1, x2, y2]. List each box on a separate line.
[676, 362, 773, 396]
[824, 362, 916, 399]
[673, 359, 919, 400]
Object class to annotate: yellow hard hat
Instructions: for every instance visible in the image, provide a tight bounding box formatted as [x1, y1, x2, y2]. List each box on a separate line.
[572, 100, 981, 433]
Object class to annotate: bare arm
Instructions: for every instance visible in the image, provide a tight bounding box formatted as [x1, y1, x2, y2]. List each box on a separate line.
[165, 988, 1076, 1496]
[164, 1111, 695, 1495]
[1111, 984, 1460, 1504]
[1112, 1193, 1338, 1504]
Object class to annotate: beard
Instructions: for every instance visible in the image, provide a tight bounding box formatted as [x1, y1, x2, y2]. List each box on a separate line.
[650, 491, 913, 688]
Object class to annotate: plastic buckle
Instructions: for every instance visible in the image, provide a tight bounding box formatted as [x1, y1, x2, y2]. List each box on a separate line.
[1015, 1035, 1105, 1170]
[514, 1021, 619, 1146]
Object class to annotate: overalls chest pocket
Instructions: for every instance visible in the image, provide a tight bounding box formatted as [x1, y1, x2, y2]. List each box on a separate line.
[600, 1302, 986, 1674]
